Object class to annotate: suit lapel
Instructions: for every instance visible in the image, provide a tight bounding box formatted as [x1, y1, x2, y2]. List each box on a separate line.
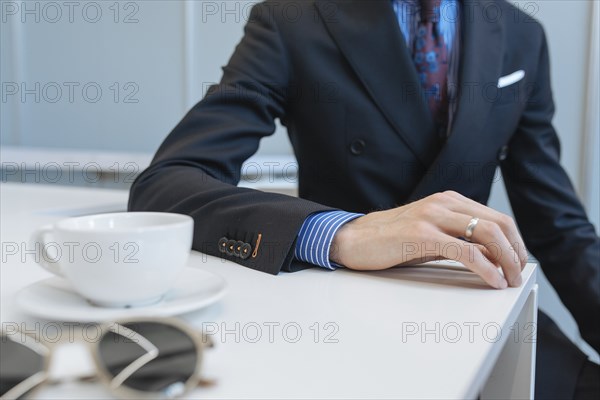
[315, 0, 438, 167]
[408, 0, 505, 201]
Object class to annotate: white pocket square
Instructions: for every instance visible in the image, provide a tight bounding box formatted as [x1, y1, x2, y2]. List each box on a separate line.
[498, 70, 525, 88]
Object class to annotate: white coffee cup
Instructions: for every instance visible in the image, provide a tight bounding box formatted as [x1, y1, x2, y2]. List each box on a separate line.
[31, 212, 194, 308]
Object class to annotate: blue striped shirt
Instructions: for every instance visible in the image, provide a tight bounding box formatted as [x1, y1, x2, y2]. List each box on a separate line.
[294, 210, 363, 269]
[294, 0, 460, 269]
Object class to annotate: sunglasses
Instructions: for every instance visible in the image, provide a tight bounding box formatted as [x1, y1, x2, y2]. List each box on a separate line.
[0, 317, 214, 399]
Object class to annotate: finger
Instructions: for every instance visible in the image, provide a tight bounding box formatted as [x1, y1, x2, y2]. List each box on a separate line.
[441, 191, 528, 268]
[436, 212, 522, 287]
[441, 234, 508, 289]
[470, 219, 522, 286]
[444, 192, 528, 267]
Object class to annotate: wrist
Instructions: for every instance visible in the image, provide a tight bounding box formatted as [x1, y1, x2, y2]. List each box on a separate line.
[329, 219, 357, 267]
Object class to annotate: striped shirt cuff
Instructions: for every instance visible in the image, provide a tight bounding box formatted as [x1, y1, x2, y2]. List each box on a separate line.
[294, 211, 364, 270]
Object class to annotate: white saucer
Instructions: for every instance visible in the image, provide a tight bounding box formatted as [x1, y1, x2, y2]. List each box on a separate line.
[16, 267, 227, 322]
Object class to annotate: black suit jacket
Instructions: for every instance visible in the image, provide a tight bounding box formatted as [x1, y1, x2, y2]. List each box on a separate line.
[129, 0, 599, 358]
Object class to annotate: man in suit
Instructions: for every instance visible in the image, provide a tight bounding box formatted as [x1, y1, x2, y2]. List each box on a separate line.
[129, 0, 599, 397]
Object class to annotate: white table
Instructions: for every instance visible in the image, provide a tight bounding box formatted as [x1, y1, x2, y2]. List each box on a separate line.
[1, 182, 538, 399]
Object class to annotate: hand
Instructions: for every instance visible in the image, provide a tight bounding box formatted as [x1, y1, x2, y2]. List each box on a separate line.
[330, 191, 528, 289]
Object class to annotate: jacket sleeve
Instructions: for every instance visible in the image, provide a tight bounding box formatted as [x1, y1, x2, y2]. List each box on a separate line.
[128, 2, 335, 275]
[501, 29, 600, 353]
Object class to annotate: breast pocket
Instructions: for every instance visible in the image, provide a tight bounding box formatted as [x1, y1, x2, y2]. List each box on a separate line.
[489, 79, 526, 108]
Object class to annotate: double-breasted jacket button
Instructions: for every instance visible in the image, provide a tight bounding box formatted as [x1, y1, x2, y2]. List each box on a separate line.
[349, 139, 366, 155]
[498, 145, 509, 161]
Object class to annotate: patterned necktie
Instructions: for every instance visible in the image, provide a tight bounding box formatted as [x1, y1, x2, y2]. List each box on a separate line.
[413, 0, 449, 126]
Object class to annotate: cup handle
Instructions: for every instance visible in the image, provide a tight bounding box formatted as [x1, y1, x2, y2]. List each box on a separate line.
[31, 225, 64, 277]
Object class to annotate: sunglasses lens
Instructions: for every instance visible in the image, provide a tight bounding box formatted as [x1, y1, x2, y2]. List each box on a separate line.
[97, 322, 199, 397]
[0, 334, 45, 398]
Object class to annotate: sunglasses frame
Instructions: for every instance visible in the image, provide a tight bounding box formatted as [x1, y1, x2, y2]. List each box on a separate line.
[1, 317, 212, 400]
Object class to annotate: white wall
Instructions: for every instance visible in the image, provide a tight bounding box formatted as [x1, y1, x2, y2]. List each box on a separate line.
[1, 1, 188, 152]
